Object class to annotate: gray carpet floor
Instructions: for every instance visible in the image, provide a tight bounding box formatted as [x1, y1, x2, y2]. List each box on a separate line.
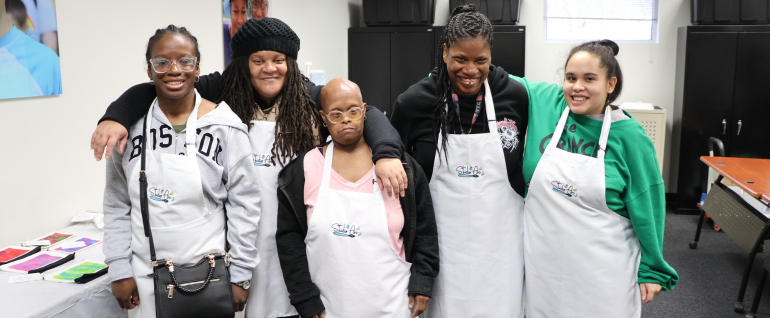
[642, 209, 770, 318]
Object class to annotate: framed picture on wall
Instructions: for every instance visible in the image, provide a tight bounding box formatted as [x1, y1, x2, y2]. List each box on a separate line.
[1, 0, 62, 100]
[222, 0, 271, 67]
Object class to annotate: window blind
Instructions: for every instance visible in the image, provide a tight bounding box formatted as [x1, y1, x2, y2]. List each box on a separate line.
[545, 0, 658, 42]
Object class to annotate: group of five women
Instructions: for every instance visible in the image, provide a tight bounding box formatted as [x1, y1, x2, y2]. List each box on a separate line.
[97, 4, 678, 318]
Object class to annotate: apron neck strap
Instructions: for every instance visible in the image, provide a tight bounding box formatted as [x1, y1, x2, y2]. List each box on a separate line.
[596, 105, 612, 161]
[547, 105, 613, 160]
[321, 142, 377, 193]
[185, 91, 202, 153]
[483, 79, 498, 134]
[144, 90, 202, 144]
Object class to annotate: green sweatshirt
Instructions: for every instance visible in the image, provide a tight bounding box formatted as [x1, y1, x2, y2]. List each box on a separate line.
[513, 76, 678, 291]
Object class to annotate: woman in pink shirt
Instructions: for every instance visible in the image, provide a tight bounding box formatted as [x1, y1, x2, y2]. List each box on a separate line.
[276, 78, 439, 318]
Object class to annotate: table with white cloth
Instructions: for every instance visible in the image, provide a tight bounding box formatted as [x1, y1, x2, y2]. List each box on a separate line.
[0, 222, 123, 318]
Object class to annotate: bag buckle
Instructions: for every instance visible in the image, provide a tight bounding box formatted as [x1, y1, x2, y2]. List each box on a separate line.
[208, 254, 216, 268]
[165, 258, 174, 272]
[224, 252, 231, 266]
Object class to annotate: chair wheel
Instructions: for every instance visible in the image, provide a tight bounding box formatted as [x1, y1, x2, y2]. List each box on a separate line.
[689, 242, 698, 249]
[735, 302, 744, 313]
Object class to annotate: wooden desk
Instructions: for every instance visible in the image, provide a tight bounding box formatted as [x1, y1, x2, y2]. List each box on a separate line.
[700, 156, 770, 197]
[697, 156, 770, 313]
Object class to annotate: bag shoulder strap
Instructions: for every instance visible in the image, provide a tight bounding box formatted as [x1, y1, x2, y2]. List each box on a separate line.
[139, 112, 158, 262]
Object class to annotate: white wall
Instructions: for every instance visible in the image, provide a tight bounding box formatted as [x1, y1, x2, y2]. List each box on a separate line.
[0, 0, 361, 247]
[273, 0, 364, 81]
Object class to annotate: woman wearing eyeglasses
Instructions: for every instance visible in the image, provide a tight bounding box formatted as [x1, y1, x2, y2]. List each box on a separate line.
[252, 0, 268, 19]
[102, 25, 260, 316]
[276, 78, 438, 318]
[95, 18, 408, 318]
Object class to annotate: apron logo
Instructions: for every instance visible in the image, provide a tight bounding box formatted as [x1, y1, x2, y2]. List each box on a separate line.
[456, 165, 484, 178]
[149, 187, 176, 203]
[551, 181, 578, 197]
[253, 153, 274, 167]
[331, 223, 362, 238]
[497, 118, 520, 153]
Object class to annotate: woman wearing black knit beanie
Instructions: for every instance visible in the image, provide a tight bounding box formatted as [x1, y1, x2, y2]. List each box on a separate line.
[90, 18, 409, 318]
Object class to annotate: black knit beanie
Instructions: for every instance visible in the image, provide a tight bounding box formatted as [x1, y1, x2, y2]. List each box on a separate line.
[230, 18, 300, 59]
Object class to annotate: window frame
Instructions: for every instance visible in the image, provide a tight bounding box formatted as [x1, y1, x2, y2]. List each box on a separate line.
[543, 0, 660, 44]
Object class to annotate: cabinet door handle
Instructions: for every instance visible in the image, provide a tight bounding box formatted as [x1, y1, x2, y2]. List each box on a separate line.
[722, 119, 727, 135]
[737, 120, 742, 135]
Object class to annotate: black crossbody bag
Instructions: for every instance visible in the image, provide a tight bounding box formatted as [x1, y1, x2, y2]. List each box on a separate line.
[138, 113, 235, 318]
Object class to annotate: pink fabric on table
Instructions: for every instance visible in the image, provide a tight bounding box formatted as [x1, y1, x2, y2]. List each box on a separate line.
[304, 148, 406, 260]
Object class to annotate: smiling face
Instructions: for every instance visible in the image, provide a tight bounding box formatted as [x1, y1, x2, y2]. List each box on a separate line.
[252, 0, 268, 19]
[146, 34, 200, 101]
[563, 51, 617, 116]
[229, 0, 247, 38]
[320, 79, 367, 147]
[443, 37, 491, 96]
[248, 50, 287, 101]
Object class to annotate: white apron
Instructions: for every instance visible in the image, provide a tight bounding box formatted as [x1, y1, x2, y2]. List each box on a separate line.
[523, 106, 642, 318]
[128, 92, 228, 318]
[426, 80, 525, 318]
[245, 120, 297, 318]
[305, 142, 412, 318]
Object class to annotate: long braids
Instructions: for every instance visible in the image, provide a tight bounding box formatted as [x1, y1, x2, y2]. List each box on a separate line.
[433, 4, 493, 161]
[272, 57, 320, 165]
[218, 56, 255, 126]
[217, 56, 319, 166]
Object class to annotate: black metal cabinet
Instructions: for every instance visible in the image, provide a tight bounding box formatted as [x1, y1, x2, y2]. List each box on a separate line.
[349, 27, 436, 116]
[675, 26, 770, 212]
[348, 25, 525, 117]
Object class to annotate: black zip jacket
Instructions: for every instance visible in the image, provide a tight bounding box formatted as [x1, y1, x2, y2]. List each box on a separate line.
[276, 144, 439, 318]
[98, 72, 404, 162]
[390, 65, 529, 196]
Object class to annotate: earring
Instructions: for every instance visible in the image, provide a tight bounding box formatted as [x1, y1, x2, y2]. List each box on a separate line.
[323, 122, 327, 127]
[196, 76, 200, 82]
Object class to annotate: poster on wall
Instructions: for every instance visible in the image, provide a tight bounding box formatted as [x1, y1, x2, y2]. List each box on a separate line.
[1, 0, 62, 100]
[222, 0, 271, 67]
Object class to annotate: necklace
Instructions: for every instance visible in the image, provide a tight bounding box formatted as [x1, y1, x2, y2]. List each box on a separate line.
[450, 88, 484, 134]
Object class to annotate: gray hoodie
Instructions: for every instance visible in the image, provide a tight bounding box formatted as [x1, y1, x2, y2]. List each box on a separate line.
[102, 100, 261, 284]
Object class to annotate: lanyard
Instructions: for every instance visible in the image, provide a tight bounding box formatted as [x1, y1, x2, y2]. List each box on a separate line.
[451, 89, 484, 134]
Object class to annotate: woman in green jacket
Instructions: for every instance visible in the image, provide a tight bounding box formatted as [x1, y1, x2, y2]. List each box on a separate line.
[517, 40, 678, 318]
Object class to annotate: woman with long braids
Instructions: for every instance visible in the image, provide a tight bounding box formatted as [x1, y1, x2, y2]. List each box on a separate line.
[391, 5, 528, 317]
[92, 18, 408, 318]
[517, 40, 677, 317]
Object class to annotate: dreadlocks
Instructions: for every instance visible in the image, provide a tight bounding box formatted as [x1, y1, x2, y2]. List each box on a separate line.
[433, 4, 494, 161]
[217, 55, 319, 166]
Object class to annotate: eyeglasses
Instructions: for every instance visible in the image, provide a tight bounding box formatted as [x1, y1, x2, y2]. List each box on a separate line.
[150, 57, 198, 74]
[252, 3, 268, 9]
[324, 107, 364, 124]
